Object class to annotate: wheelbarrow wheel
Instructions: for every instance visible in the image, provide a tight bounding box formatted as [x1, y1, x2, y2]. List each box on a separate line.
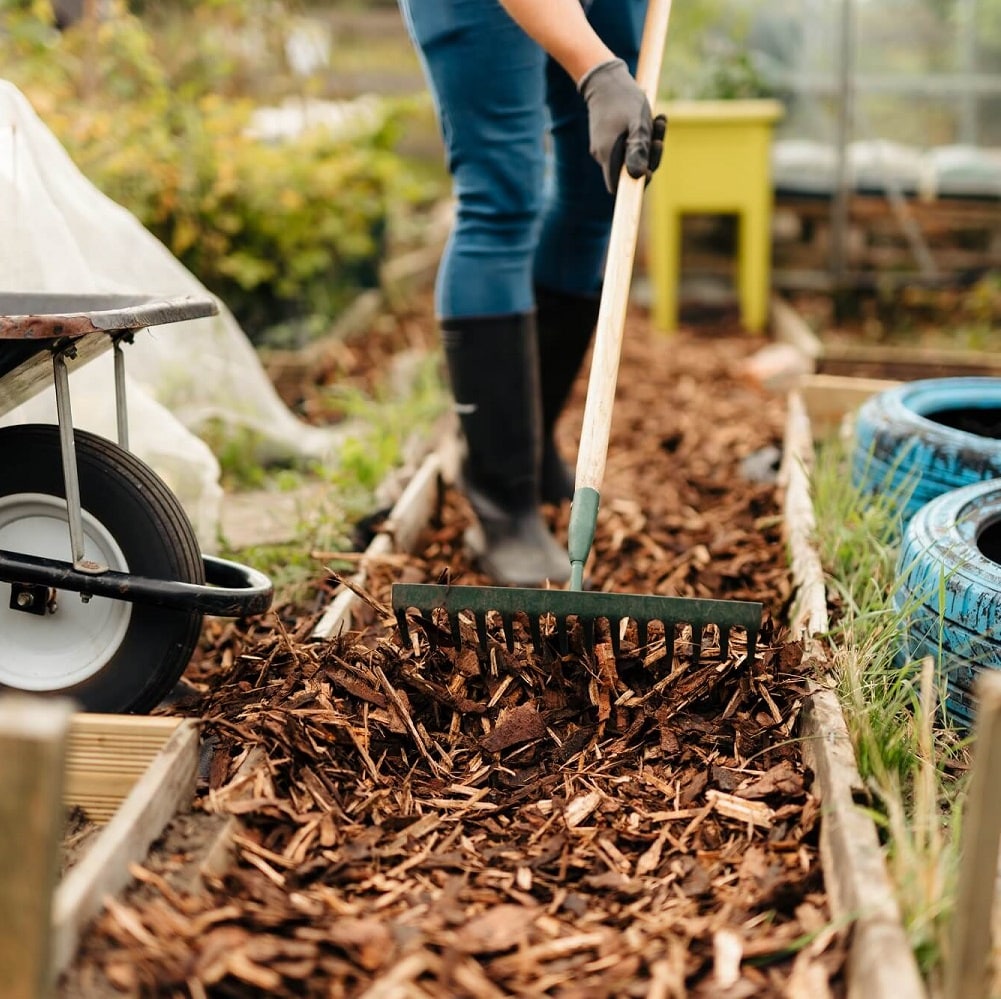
[0, 424, 204, 713]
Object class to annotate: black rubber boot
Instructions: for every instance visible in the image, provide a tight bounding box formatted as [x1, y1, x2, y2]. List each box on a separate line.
[535, 284, 601, 503]
[441, 313, 571, 586]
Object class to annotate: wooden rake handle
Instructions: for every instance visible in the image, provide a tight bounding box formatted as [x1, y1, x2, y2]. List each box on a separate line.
[574, 0, 673, 493]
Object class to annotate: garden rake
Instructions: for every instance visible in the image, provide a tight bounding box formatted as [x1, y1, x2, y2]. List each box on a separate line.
[393, 0, 763, 665]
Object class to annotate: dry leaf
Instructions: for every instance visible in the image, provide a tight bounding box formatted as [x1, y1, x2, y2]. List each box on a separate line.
[480, 703, 546, 752]
[453, 905, 536, 954]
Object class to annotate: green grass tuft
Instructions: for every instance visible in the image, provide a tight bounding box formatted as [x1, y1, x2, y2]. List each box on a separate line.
[811, 429, 971, 985]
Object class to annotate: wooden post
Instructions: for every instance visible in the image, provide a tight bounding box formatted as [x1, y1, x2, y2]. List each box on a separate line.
[946, 671, 1001, 999]
[0, 696, 74, 999]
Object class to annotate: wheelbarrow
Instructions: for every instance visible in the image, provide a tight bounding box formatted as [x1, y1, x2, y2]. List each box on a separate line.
[0, 293, 273, 714]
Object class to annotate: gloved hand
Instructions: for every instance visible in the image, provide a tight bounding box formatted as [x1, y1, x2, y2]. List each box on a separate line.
[578, 58, 668, 194]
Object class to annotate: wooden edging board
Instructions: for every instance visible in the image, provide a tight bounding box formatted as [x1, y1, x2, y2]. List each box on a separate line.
[820, 342, 1001, 381]
[781, 389, 927, 999]
[771, 292, 823, 363]
[771, 289, 1000, 386]
[52, 716, 200, 975]
[795, 372, 901, 440]
[64, 713, 189, 824]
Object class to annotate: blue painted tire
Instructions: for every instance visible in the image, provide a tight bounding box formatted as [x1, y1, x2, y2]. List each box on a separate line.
[853, 377, 1001, 533]
[894, 479, 1001, 726]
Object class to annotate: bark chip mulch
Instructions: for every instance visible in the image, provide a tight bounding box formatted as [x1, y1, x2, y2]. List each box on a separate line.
[63, 300, 847, 998]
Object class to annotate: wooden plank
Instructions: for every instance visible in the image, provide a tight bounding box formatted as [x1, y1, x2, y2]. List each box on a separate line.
[50, 718, 200, 975]
[944, 671, 1001, 999]
[63, 781, 153, 823]
[69, 714, 182, 738]
[0, 696, 75, 999]
[777, 195, 1001, 228]
[774, 193, 1000, 277]
[801, 686, 928, 999]
[797, 373, 900, 439]
[820, 342, 1001, 381]
[771, 294, 823, 362]
[69, 716, 183, 740]
[312, 431, 461, 641]
[774, 268, 955, 293]
[779, 391, 829, 639]
[862, 245, 1001, 271]
[65, 714, 184, 823]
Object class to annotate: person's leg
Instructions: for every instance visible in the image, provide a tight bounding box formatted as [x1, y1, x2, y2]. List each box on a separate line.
[533, 0, 649, 502]
[399, 0, 546, 318]
[398, 0, 569, 584]
[440, 313, 570, 586]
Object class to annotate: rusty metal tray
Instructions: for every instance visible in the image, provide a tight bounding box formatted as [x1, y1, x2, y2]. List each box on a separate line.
[0, 293, 216, 417]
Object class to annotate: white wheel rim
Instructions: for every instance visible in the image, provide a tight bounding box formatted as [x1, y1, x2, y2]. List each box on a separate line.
[0, 493, 132, 691]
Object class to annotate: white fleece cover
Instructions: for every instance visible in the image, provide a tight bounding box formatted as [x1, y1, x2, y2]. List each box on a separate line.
[0, 80, 345, 547]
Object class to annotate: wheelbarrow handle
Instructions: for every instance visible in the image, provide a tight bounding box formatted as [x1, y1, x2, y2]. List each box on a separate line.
[0, 550, 274, 618]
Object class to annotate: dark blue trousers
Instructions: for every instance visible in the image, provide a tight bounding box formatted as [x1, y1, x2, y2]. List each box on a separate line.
[398, 0, 648, 320]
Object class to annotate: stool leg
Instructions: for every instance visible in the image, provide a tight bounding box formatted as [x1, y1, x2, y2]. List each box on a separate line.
[648, 189, 682, 332]
[738, 205, 771, 333]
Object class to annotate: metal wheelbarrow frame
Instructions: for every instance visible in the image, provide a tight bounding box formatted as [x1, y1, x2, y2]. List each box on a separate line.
[0, 293, 273, 713]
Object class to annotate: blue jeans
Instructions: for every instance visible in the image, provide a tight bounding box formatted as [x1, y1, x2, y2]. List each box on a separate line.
[398, 0, 648, 320]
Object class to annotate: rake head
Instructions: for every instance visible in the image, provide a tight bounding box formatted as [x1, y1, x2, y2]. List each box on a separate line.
[392, 582, 762, 665]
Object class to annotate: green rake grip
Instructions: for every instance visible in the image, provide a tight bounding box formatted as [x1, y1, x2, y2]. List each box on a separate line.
[568, 487, 600, 592]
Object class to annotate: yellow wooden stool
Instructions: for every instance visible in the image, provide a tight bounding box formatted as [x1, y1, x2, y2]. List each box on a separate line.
[646, 99, 784, 333]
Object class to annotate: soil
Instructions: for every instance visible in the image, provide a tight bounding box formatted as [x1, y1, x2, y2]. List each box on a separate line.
[61, 806, 102, 877]
[60, 293, 846, 997]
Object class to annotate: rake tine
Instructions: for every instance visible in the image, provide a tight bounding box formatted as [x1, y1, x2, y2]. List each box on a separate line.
[395, 609, 412, 651]
[691, 622, 703, 663]
[448, 612, 462, 651]
[664, 622, 675, 670]
[475, 612, 489, 654]
[529, 614, 544, 654]
[390, 585, 763, 671]
[501, 613, 515, 652]
[556, 615, 570, 654]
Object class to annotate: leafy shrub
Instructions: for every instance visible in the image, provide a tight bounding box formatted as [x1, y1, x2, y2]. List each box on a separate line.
[686, 44, 779, 100]
[0, 1, 438, 344]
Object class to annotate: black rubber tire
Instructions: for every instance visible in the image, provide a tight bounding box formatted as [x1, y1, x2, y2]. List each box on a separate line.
[853, 377, 1001, 533]
[894, 478, 1001, 727]
[0, 424, 204, 713]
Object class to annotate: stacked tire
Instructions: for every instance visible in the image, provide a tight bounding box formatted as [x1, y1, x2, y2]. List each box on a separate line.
[852, 377, 1001, 534]
[895, 479, 1001, 727]
[853, 378, 1001, 725]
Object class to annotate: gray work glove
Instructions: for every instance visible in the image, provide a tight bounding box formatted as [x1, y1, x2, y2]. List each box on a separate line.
[578, 57, 667, 194]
